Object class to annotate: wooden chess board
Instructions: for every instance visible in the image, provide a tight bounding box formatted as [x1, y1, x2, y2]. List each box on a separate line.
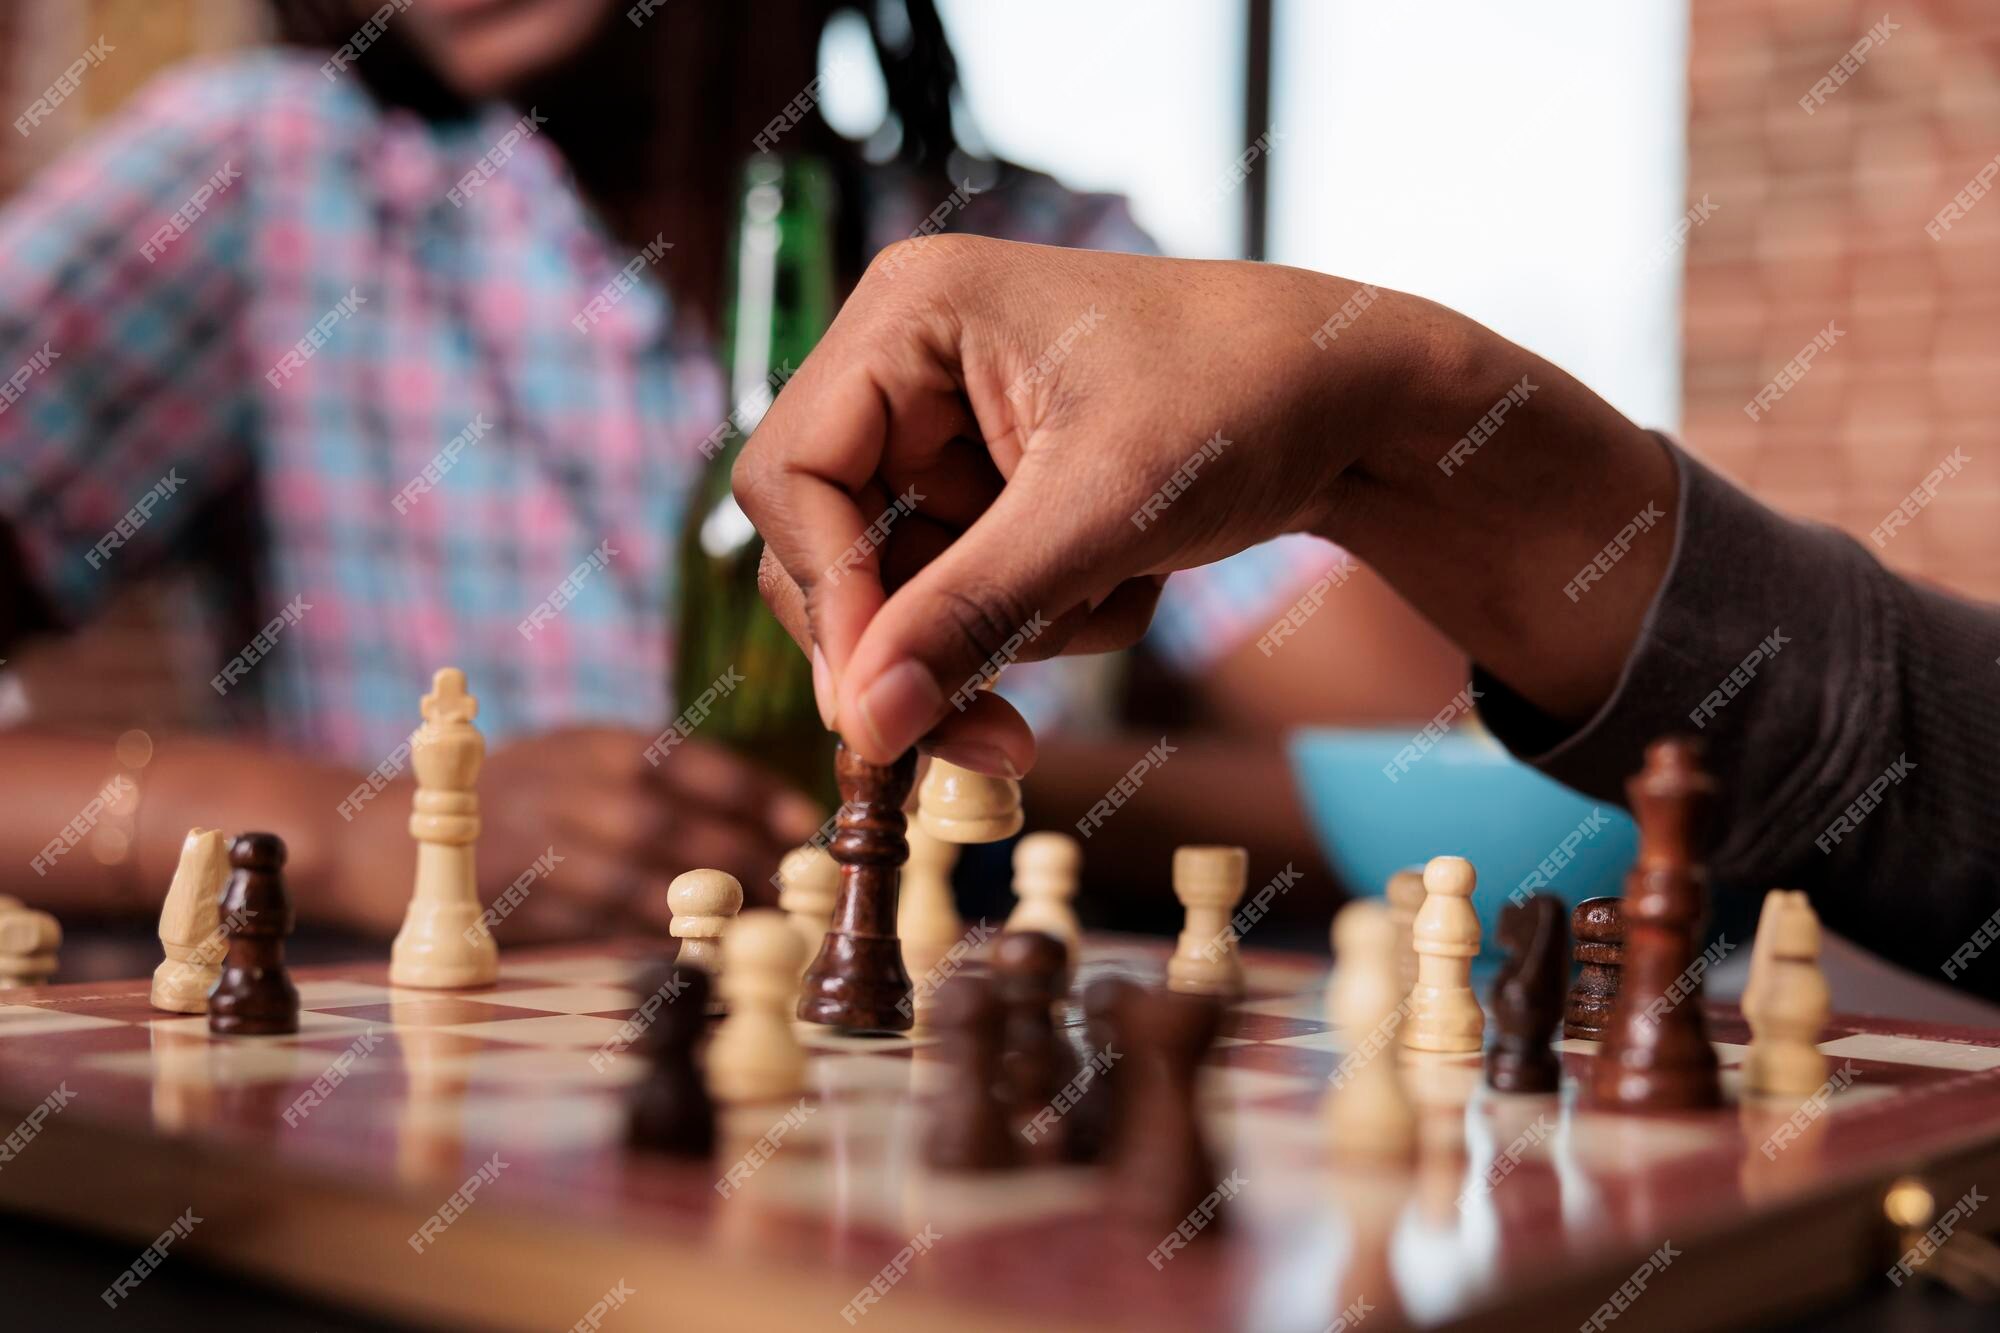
[3, 936, 2000, 1332]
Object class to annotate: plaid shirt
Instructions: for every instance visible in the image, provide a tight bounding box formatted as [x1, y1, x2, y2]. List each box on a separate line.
[0, 52, 1324, 769]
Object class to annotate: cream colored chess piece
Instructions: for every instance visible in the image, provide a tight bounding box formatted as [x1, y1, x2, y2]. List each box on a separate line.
[151, 827, 231, 1012]
[1166, 845, 1249, 999]
[898, 823, 962, 1022]
[707, 912, 808, 1102]
[669, 869, 743, 973]
[1400, 856, 1483, 1053]
[1005, 832, 1082, 958]
[1385, 868, 1425, 995]
[390, 668, 499, 989]
[777, 844, 839, 974]
[0, 894, 60, 989]
[916, 758, 1023, 843]
[1323, 901, 1417, 1160]
[1742, 890, 1830, 1098]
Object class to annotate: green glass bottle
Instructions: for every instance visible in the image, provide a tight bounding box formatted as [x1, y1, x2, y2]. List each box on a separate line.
[674, 155, 838, 803]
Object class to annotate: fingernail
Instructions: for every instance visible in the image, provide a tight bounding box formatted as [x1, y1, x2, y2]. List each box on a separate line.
[855, 659, 943, 758]
[770, 792, 827, 844]
[928, 742, 1023, 781]
[811, 644, 837, 730]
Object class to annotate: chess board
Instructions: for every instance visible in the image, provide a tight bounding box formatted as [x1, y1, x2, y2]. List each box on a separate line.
[4, 936, 2000, 1333]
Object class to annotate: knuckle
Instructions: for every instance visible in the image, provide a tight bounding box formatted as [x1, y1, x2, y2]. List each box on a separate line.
[729, 440, 769, 512]
[862, 232, 988, 296]
[934, 580, 1033, 675]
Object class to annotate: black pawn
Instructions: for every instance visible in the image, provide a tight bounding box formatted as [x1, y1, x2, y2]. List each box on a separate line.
[1486, 895, 1568, 1093]
[627, 964, 714, 1158]
[1564, 897, 1624, 1040]
[993, 932, 1077, 1121]
[208, 833, 300, 1037]
[924, 975, 1019, 1171]
[1113, 986, 1223, 1237]
[1061, 975, 1137, 1164]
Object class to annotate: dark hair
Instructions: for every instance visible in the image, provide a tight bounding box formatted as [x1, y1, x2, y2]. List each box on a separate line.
[265, 0, 976, 326]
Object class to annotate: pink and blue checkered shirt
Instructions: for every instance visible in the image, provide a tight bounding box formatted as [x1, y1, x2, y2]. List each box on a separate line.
[0, 52, 1325, 769]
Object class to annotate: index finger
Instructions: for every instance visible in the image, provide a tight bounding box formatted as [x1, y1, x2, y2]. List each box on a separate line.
[730, 285, 972, 691]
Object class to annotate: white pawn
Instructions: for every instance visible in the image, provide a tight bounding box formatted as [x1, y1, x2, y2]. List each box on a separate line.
[669, 869, 742, 974]
[151, 827, 230, 1012]
[916, 758, 1024, 844]
[1400, 856, 1484, 1053]
[1323, 901, 1416, 1160]
[776, 844, 838, 975]
[1166, 845, 1248, 999]
[1005, 832, 1081, 959]
[707, 912, 808, 1103]
[1742, 891, 1831, 1098]
[899, 823, 962, 955]
[390, 668, 498, 989]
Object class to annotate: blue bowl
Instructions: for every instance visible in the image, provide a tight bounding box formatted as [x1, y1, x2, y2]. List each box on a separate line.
[1286, 727, 1636, 958]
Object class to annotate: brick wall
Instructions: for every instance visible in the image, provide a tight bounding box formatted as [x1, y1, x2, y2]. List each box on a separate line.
[1683, 0, 2000, 601]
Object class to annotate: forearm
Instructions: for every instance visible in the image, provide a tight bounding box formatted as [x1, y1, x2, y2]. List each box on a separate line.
[1467, 443, 2000, 994]
[1317, 293, 1678, 726]
[0, 729, 406, 931]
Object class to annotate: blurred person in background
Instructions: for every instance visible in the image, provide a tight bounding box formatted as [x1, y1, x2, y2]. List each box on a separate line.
[0, 0, 1462, 957]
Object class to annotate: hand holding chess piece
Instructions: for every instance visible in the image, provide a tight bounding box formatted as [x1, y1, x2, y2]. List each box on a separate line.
[152, 827, 230, 1012]
[1742, 890, 1830, 1098]
[1401, 856, 1484, 1053]
[390, 668, 499, 989]
[208, 833, 300, 1036]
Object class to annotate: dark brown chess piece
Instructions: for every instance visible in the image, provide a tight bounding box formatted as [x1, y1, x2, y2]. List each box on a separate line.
[924, 974, 1019, 1171]
[1591, 739, 1723, 1111]
[1114, 986, 1227, 1237]
[993, 932, 1077, 1120]
[1486, 894, 1568, 1093]
[627, 963, 714, 1157]
[1564, 897, 1623, 1040]
[1062, 975, 1137, 1164]
[208, 832, 300, 1037]
[798, 742, 918, 1032]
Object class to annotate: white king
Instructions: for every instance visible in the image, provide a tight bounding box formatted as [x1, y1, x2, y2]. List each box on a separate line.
[390, 668, 499, 988]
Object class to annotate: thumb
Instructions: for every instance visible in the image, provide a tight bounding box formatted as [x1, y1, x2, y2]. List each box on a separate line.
[835, 470, 1130, 763]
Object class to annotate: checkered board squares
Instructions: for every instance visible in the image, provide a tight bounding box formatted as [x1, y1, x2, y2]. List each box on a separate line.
[1817, 1031, 2000, 1072]
[0, 1004, 126, 1038]
[7, 942, 2000, 1333]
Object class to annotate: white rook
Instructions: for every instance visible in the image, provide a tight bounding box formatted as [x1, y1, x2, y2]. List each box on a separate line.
[1166, 845, 1248, 999]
